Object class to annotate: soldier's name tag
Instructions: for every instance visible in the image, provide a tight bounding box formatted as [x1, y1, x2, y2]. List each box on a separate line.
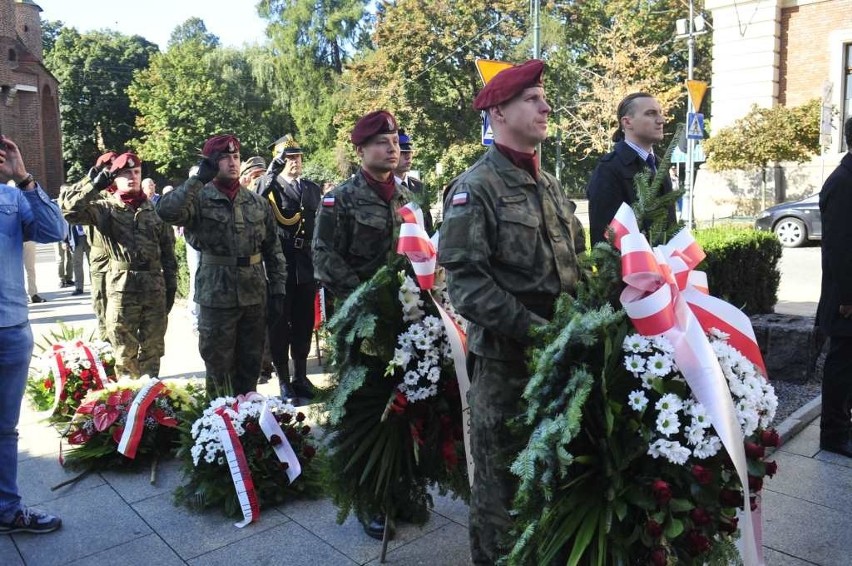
[452, 192, 469, 206]
[322, 196, 335, 207]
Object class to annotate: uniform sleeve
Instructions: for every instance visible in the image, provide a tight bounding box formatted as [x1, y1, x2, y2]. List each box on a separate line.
[155, 178, 203, 227]
[20, 184, 67, 244]
[586, 160, 624, 246]
[59, 178, 109, 228]
[160, 223, 178, 292]
[438, 185, 545, 345]
[312, 192, 360, 296]
[262, 204, 288, 296]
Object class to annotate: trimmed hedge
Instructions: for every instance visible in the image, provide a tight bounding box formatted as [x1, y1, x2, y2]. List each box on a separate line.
[174, 235, 190, 299]
[694, 226, 782, 315]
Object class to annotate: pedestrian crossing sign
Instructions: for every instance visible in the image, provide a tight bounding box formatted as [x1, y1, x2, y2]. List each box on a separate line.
[481, 113, 494, 146]
[687, 112, 705, 140]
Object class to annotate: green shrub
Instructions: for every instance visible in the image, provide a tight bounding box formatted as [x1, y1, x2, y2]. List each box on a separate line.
[694, 226, 782, 315]
[174, 236, 190, 299]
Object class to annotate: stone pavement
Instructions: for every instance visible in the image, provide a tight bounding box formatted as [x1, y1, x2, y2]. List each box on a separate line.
[3, 244, 850, 565]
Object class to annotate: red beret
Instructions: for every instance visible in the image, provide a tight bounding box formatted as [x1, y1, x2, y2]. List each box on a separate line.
[95, 151, 117, 169]
[472, 59, 545, 111]
[109, 152, 142, 174]
[202, 134, 241, 158]
[350, 110, 398, 146]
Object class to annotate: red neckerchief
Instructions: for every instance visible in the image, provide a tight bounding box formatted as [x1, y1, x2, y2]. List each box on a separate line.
[117, 191, 148, 209]
[361, 168, 395, 203]
[213, 177, 241, 201]
[495, 143, 539, 180]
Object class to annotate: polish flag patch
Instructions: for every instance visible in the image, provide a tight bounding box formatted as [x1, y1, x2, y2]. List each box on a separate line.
[452, 192, 469, 206]
[322, 196, 335, 207]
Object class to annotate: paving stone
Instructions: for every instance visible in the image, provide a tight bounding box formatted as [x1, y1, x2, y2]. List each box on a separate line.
[766, 451, 852, 513]
[778, 423, 821, 458]
[278, 497, 449, 564]
[814, 447, 852, 469]
[100, 457, 185, 504]
[763, 547, 819, 565]
[0, 535, 24, 565]
[187, 520, 356, 566]
[366, 522, 471, 566]
[15, 451, 105, 508]
[429, 490, 469, 527]
[12, 484, 152, 565]
[761, 489, 852, 565]
[15, 421, 64, 464]
[133, 492, 290, 560]
[64, 533, 185, 566]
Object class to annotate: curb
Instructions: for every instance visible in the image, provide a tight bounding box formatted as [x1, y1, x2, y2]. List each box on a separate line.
[775, 394, 821, 444]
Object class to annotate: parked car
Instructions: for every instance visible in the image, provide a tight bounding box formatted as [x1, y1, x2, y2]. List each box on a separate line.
[754, 194, 821, 248]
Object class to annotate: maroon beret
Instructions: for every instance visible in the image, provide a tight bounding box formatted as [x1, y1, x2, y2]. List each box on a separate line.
[472, 59, 545, 111]
[202, 134, 241, 158]
[95, 151, 117, 169]
[109, 152, 142, 174]
[350, 110, 398, 146]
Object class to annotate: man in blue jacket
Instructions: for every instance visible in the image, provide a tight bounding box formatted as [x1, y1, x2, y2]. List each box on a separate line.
[0, 135, 66, 533]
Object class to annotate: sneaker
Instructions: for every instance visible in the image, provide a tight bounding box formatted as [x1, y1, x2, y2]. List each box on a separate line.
[30, 294, 46, 304]
[0, 507, 62, 534]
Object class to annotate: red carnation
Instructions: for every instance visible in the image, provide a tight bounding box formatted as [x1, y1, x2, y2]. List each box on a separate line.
[719, 488, 742, 508]
[690, 507, 711, 526]
[295, 412, 306, 423]
[651, 480, 672, 506]
[748, 475, 764, 492]
[691, 464, 712, 485]
[650, 547, 667, 566]
[686, 530, 711, 556]
[744, 441, 765, 459]
[302, 445, 316, 459]
[765, 460, 779, 477]
[760, 429, 780, 448]
[645, 519, 663, 538]
[269, 434, 282, 446]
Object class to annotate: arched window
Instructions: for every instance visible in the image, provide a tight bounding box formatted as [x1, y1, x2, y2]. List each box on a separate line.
[8, 49, 16, 61]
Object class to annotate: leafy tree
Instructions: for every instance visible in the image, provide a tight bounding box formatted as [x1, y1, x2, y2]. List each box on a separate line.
[41, 19, 63, 54]
[128, 32, 290, 179]
[44, 28, 158, 179]
[704, 99, 821, 208]
[168, 17, 220, 49]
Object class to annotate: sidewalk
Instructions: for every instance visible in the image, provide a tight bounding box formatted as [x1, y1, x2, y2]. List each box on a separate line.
[4, 244, 851, 565]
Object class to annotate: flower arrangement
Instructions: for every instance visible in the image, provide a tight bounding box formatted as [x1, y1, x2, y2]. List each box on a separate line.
[323, 259, 469, 532]
[62, 378, 202, 469]
[175, 395, 321, 518]
[27, 337, 117, 422]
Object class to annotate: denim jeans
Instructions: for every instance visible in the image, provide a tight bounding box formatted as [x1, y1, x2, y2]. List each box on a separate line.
[0, 322, 34, 519]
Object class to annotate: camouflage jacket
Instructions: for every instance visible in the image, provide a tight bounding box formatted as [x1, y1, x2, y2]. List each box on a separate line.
[60, 179, 177, 294]
[438, 146, 583, 361]
[85, 223, 109, 274]
[313, 170, 413, 298]
[156, 178, 287, 308]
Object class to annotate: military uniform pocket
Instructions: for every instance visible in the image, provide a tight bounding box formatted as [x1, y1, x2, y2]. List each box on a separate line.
[495, 207, 539, 270]
[349, 209, 388, 258]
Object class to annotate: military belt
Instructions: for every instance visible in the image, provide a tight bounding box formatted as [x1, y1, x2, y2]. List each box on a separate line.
[111, 261, 161, 272]
[201, 253, 262, 267]
[280, 229, 309, 250]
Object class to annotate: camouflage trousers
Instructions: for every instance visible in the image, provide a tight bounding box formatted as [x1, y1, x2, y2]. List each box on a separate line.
[106, 287, 166, 378]
[467, 354, 528, 565]
[198, 303, 266, 397]
[90, 269, 108, 342]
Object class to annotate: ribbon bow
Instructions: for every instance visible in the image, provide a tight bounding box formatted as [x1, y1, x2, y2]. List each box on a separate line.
[609, 203, 765, 566]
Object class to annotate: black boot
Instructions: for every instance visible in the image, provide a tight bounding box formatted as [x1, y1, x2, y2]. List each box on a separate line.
[276, 364, 295, 400]
[290, 358, 316, 400]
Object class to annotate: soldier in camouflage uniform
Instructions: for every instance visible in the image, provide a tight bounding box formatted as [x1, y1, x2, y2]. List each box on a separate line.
[437, 60, 584, 564]
[61, 153, 177, 378]
[314, 110, 413, 301]
[156, 134, 287, 397]
[85, 152, 117, 342]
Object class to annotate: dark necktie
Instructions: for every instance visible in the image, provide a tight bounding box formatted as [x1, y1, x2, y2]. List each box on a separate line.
[645, 154, 657, 175]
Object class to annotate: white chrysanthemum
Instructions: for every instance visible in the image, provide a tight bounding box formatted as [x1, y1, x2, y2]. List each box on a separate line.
[687, 403, 712, 429]
[685, 422, 706, 445]
[646, 353, 674, 377]
[624, 354, 645, 374]
[693, 436, 722, 459]
[650, 335, 675, 355]
[647, 439, 690, 464]
[627, 390, 649, 412]
[623, 334, 650, 353]
[656, 411, 681, 436]
[655, 393, 683, 414]
[640, 371, 657, 390]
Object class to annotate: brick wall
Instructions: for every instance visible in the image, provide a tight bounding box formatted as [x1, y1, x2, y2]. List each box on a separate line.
[779, 0, 852, 106]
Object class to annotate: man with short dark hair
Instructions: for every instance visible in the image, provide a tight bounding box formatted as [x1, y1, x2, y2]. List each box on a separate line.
[815, 116, 852, 458]
[586, 92, 676, 245]
[0, 135, 66, 534]
[157, 135, 287, 396]
[439, 60, 583, 563]
[394, 129, 433, 232]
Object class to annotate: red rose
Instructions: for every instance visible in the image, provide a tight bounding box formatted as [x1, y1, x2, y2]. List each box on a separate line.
[279, 461, 289, 471]
[760, 429, 780, 447]
[301, 425, 311, 435]
[744, 441, 765, 459]
[73, 391, 84, 401]
[765, 460, 779, 477]
[60, 390, 68, 401]
[748, 475, 764, 492]
[269, 434, 282, 446]
[718, 516, 739, 534]
[691, 464, 712, 485]
[650, 547, 667, 566]
[651, 480, 672, 506]
[295, 412, 306, 423]
[285, 428, 298, 442]
[690, 507, 711, 526]
[686, 530, 711, 556]
[645, 519, 663, 538]
[245, 421, 260, 435]
[302, 445, 316, 459]
[279, 413, 292, 424]
[719, 488, 742, 508]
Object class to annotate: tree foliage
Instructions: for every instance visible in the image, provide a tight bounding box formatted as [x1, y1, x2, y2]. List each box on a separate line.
[43, 26, 158, 179]
[168, 17, 220, 49]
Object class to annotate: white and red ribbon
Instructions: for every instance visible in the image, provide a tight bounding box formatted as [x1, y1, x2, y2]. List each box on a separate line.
[40, 341, 110, 420]
[609, 203, 765, 566]
[117, 378, 168, 459]
[214, 405, 260, 528]
[396, 202, 474, 485]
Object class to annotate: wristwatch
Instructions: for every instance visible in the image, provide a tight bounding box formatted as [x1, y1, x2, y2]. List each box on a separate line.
[16, 173, 34, 189]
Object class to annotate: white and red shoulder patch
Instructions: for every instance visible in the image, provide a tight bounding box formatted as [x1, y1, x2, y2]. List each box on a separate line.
[452, 192, 469, 206]
[322, 195, 336, 207]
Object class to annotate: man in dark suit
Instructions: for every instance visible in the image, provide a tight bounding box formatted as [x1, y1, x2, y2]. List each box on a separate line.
[586, 92, 676, 246]
[815, 117, 852, 458]
[394, 129, 433, 232]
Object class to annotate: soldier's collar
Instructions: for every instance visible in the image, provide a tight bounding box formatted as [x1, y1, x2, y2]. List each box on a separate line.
[489, 146, 538, 188]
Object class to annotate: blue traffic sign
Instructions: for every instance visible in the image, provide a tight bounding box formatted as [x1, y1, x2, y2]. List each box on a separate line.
[481, 113, 493, 146]
[687, 113, 705, 140]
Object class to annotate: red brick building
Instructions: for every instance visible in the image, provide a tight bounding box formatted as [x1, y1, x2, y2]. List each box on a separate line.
[0, 0, 63, 195]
